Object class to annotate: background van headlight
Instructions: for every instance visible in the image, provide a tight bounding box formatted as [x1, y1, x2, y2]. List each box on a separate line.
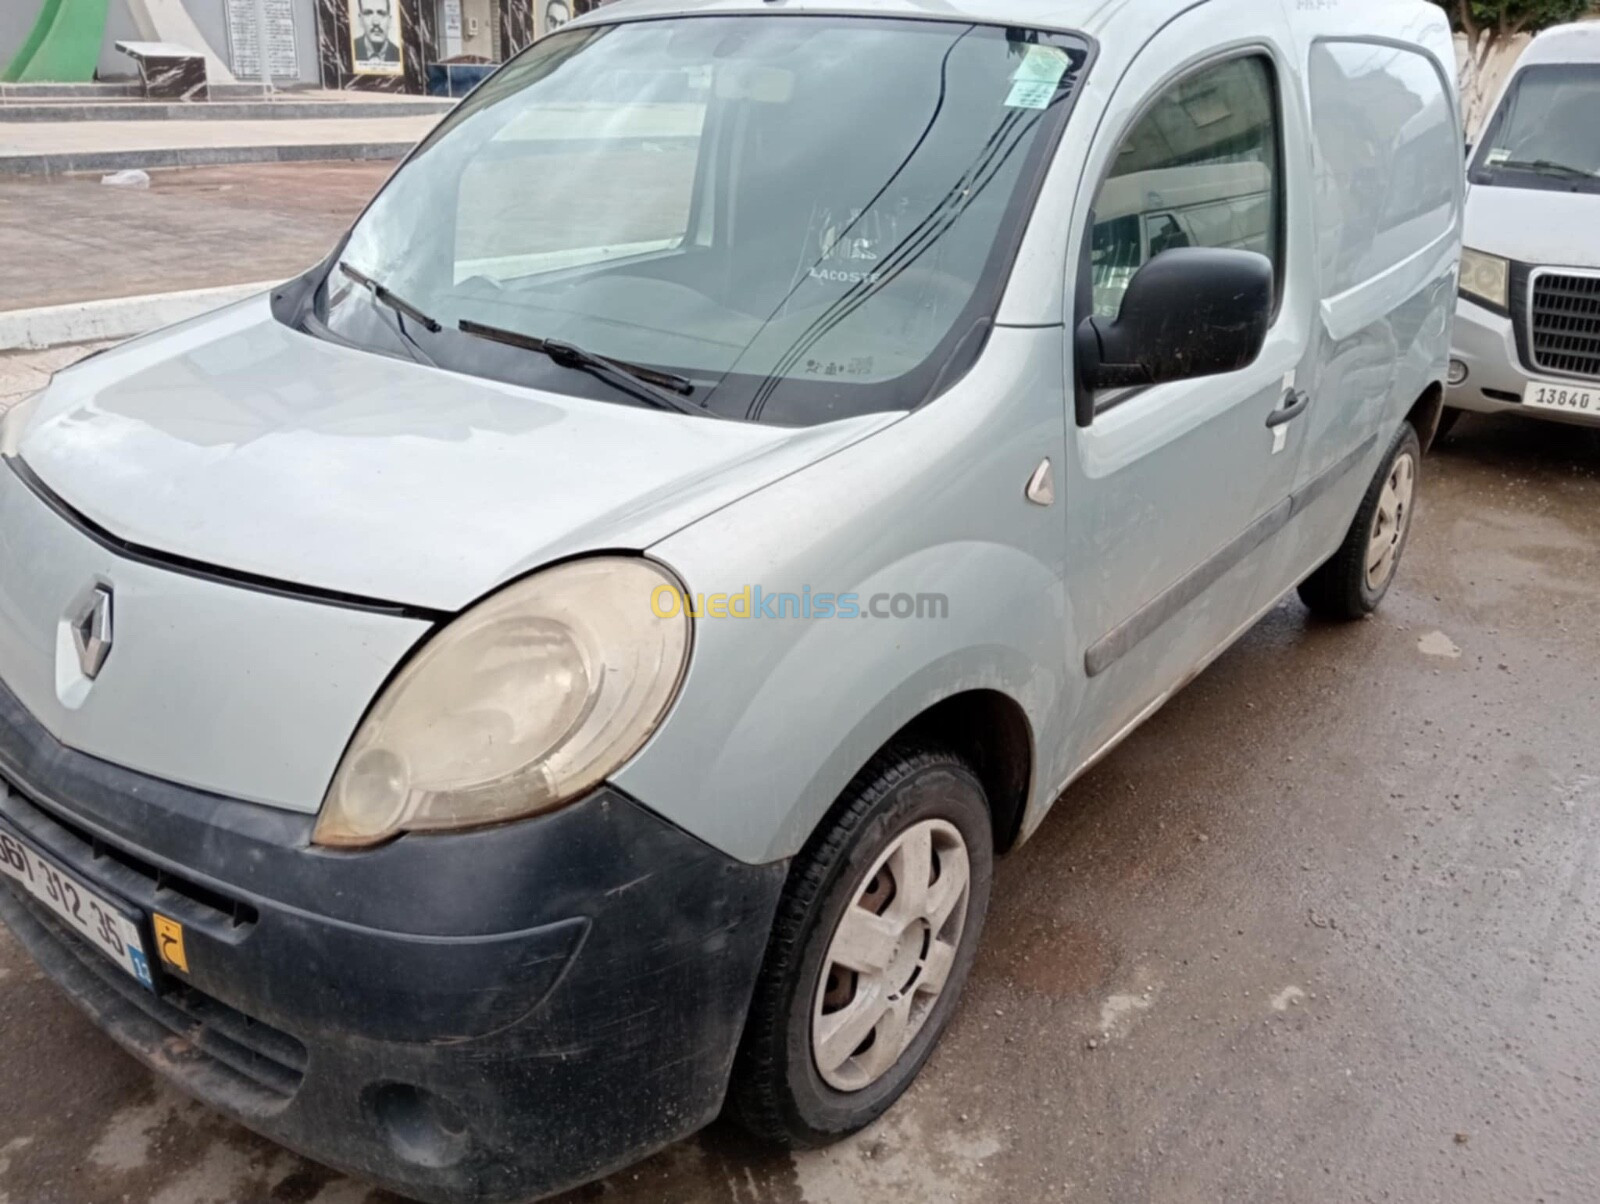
[315, 557, 691, 847]
[1459, 248, 1510, 312]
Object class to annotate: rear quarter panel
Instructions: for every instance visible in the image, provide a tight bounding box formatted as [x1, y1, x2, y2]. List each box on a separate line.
[1279, 0, 1462, 565]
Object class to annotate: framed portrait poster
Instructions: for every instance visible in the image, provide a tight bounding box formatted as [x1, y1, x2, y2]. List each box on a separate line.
[349, 0, 404, 75]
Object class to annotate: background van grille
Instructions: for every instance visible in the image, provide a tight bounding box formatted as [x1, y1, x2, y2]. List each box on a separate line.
[1529, 271, 1600, 381]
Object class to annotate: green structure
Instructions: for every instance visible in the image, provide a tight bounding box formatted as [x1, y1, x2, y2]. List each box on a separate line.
[2, 0, 112, 83]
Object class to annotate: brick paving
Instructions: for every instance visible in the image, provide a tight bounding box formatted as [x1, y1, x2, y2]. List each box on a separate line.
[0, 160, 391, 310]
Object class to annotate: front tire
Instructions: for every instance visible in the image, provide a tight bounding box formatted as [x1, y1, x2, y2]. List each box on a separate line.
[727, 747, 993, 1147]
[1298, 422, 1422, 620]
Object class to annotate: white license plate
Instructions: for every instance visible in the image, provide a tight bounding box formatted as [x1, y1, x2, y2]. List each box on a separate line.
[0, 823, 154, 990]
[1524, 381, 1600, 414]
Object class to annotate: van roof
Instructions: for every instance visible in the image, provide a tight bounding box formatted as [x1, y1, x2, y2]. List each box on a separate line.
[1521, 21, 1600, 66]
[563, 0, 1173, 38]
[568, 0, 1446, 43]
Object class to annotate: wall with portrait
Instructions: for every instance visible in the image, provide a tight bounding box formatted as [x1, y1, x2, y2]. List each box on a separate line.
[537, 0, 603, 37]
[316, 0, 610, 93]
[495, 0, 612, 75]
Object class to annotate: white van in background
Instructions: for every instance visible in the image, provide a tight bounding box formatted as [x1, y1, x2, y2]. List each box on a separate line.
[1448, 22, 1600, 431]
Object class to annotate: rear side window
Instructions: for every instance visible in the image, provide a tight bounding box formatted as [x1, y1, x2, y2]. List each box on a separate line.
[1089, 56, 1282, 318]
[1308, 41, 1457, 297]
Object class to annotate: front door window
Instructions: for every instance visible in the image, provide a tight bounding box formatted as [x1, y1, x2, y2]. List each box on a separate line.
[1089, 56, 1281, 321]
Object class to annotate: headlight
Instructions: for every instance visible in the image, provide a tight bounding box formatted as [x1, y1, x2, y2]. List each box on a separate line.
[1459, 248, 1510, 312]
[0, 391, 42, 458]
[315, 557, 691, 848]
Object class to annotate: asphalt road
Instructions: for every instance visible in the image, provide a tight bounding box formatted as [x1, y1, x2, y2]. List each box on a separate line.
[1, 410, 1596, 1204]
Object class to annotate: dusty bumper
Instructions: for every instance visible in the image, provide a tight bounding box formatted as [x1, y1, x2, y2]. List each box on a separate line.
[1448, 297, 1600, 429]
[0, 676, 785, 1203]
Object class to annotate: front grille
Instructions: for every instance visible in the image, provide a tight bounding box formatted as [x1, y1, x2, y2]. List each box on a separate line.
[4, 783, 259, 932]
[0, 774, 304, 1107]
[0, 769, 258, 931]
[1529, 269, 1600, 381]
[7, 884, 308, 1105]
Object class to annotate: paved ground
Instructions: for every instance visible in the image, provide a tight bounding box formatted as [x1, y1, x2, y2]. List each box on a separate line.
[0, 406, 1596, 1203]
[0, 162, 391, 310]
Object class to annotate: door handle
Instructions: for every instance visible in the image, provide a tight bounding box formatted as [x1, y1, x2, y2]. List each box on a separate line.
[1266, 388, 1311, 428]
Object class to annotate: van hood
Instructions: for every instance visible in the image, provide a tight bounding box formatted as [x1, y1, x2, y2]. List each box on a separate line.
[11, 297, 899, 613]
[1465, 183, 1600, 269]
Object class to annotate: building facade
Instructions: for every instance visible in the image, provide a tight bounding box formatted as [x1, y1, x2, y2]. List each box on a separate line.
[1, 0, 606, 91]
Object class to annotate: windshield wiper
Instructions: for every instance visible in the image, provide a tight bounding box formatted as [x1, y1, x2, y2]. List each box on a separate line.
[457, 319, 705, 417]
[338, 261, 444, 368]
[340, 262, 443, 332]
[1493, 157, 1599, 182]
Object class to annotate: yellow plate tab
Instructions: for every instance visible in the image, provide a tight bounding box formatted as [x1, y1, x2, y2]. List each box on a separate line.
[153, 914, 189, 973]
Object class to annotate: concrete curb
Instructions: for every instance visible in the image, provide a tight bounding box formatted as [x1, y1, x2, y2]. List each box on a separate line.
[0, 140, 413, 177]
[0, 281, 277, 351]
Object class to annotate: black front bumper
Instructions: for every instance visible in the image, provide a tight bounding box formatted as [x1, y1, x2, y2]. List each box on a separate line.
[0, 678, 785, 1203]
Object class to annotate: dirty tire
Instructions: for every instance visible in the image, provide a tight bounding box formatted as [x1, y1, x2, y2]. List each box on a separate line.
[1434, 406, 1463, 442]
[1299, 422, 1422, 621]
[727, 747, 993, 1148]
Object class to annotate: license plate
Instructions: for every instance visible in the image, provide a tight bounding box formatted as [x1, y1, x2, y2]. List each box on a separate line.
[1524, 381, 1600, 414]
[0, 823, 154, 990]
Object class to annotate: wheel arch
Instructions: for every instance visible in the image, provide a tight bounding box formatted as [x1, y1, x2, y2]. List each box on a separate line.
[896, 685, 1030, 858]
[850, 689, 1035, 857]
[1407, 380, 1446, 453]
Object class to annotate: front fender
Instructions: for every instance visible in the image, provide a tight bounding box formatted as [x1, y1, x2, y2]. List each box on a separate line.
[631, 542, 1066, 864]
[611, 327, 1074, 865]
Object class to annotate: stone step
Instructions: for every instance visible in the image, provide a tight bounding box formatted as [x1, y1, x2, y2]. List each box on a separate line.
[0, 82, 143, 100]
[0, 111, 440, 176]
[0, 81, 320, 100]
[0, 98, 455, 122]
[0, 140, 414, 176]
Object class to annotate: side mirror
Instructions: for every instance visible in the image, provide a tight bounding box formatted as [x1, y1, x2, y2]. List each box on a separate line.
[1076, 248, 1273, 392]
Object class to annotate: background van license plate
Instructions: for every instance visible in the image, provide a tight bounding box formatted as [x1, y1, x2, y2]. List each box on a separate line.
[0, 824, 154, 990]
[1524, 382, 1600, 414]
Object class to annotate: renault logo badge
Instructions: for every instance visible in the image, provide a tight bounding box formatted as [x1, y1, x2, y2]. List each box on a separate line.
[71, 586, 114, 681]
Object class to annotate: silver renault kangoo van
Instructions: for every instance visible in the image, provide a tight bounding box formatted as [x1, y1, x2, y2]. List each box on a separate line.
[0, 1, 1462, 1199]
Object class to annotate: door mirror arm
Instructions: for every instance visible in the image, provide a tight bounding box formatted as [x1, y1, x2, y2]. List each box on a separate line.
[1075, 317, 1152, 391]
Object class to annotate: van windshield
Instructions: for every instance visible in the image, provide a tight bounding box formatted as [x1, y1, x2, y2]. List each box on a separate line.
[308, 16, 1087, 425]
[1471, 63, 1600, 194]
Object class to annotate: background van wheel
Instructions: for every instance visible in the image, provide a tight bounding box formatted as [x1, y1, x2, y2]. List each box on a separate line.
[1298, 423, 1422, 621]
[727, 747, 993, 1148]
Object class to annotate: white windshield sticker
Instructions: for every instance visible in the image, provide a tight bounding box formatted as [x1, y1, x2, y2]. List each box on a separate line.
[1006, 45, 1069, 110]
